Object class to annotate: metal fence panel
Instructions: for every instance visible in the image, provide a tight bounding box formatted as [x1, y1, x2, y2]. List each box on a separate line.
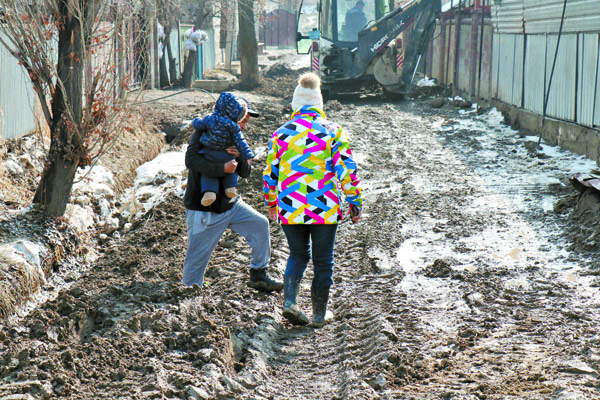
[430, 24, 445, 84]
[595, 63, 600, 127]
[169, 28, 181, 76]
[545, 33, 577, 121]
[180, 24, 194, 74]
[457, 22, 471, 92]
[0, 37, 36, 141]
[525, 0, 600, 34]
[594, 37, 600, 128]
[491, 0, 524, 34]
[202, 29, 216, 72]
[497, 34, 516, 103]
[577, 33, 599, 127]
[512, 34, 524, 107]
[523, 34, 546, 114]
[491, 33, 500, 98]
[260, 9, 296, 48]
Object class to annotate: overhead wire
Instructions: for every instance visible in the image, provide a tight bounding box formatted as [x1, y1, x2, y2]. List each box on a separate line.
[131, 88, 217, 105]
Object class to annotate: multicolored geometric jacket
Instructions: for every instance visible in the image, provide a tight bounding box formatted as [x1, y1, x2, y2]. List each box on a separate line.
[263, 106, 362, 224]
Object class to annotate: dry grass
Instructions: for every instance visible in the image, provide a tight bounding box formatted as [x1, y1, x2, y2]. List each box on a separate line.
[0, 140, 13, 204]
[99, 111, 164, 194]
[0, 249, 44, 319]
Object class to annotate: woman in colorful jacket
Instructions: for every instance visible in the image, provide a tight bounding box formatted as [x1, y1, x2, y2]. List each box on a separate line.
[263, 72, 363, 328]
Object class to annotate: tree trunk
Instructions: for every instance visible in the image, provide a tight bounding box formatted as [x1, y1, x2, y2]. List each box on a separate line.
[195, 0, 208, 30]
[165, 31, 178, 85]
[160, 50, 170, 87]
[33, 0, 85, 216]
[238, 0, 259, 88]
[182, 51, 197, 88]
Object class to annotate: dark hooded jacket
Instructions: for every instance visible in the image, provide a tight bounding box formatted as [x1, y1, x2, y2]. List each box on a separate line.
[184, 129, 251, 213]
[191, 92, 255, 160]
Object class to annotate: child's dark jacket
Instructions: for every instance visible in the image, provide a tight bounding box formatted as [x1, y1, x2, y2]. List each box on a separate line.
[191, 92, 255, 160]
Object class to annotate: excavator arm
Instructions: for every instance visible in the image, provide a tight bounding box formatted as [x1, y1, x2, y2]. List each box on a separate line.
[356, 0, 441, 76]
[298, 0, 441, 96]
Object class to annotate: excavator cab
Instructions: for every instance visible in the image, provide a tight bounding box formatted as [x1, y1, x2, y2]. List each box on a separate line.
[296, 0, 441, 98]
[297, 0, 392, 51]
[296, 0, 319, 54]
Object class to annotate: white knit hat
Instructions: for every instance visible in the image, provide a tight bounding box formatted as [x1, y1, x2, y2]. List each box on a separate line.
[291, 72, 323, 111]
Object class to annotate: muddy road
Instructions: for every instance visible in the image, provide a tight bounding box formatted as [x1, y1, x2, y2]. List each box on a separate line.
[1, 71, 600, 398]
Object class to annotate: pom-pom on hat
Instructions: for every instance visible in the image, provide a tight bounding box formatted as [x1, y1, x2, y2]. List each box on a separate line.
[291, 72, 323, 111]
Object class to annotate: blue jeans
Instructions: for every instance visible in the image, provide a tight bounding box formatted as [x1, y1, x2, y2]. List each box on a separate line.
[281, 224, 338, 288]
[200, 149, 238, 193]
[182, 200, 270, 286]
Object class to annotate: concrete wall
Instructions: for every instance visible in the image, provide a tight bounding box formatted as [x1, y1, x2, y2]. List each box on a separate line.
[496, 101, 600, 164]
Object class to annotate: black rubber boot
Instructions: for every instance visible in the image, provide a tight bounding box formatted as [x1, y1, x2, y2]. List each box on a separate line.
[311, 286, 331, 328]
[248, 268, 283, 292]
[282, 275, 309, 326]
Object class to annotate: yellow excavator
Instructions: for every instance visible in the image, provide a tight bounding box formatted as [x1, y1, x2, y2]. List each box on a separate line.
[296, 0, 441, 99]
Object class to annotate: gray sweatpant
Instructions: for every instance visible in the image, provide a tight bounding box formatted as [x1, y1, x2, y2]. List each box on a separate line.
[182, 199, 271, 286]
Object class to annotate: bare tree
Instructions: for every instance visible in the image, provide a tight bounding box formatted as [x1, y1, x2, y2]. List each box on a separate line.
[194, 0, 216, 31]
[156, 0, 181, 87]
[180, 0, 218, 87]
[238, 0, 259, 87]
[0, 0, 150, 216]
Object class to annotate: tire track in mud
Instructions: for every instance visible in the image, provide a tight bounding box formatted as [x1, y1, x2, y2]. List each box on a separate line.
[238, 100, 599, 399]
[237, 103, 428, 399]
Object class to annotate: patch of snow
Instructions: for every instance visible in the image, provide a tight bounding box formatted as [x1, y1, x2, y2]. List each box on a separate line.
[4, 159, 23, 175]
[0, 241, 46, 285]
[417, 76, 436, 87]
[65, 203, 96, 233]
[134, 151, 186, 189]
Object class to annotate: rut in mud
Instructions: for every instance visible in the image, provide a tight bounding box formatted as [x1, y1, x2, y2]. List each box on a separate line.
[1, 69, 600, 399]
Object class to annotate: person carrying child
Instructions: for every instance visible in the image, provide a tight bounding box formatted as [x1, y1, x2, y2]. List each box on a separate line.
[191, 92, 255, 206]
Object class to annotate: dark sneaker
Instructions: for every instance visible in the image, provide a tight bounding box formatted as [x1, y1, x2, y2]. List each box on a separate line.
[248, 268, 283, 292]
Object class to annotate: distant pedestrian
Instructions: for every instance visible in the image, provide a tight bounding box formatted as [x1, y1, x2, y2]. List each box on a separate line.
[263, 72, 362, 328]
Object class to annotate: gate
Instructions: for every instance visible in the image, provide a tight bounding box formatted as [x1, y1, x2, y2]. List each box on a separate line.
[260, 9, 296, 48]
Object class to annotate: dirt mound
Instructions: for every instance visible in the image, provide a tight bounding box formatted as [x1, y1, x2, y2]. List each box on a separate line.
[263, 62, 297, 79]
[0, 113, 164, 319]
[563, 189, 600, 257]
[256, 63, 308, 101]
[409, 84, 450, 99]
